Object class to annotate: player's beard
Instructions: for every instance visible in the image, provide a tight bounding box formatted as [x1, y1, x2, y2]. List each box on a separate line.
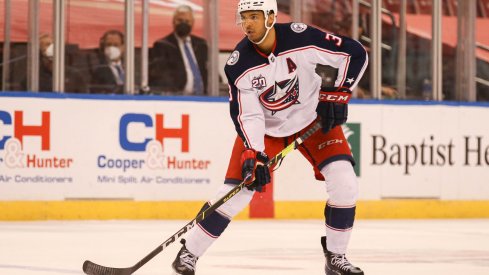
[248, 32, 266, 44]
[244, 27, 269, 44]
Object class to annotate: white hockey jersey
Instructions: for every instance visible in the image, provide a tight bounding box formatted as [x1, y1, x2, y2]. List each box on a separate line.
[224, 23, 368, 151]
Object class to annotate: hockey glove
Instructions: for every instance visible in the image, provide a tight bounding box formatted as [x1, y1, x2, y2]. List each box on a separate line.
[316, 86, 352, 133]
[240, 149, 271, 192]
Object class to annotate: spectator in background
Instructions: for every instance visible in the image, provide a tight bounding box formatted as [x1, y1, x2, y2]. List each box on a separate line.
[21, 34, 87, 93]
[90, 30, 125, 94]
[149, 5, 208, 95]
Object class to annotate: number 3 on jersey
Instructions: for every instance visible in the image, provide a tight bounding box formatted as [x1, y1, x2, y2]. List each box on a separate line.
[325, 33, 343, 47]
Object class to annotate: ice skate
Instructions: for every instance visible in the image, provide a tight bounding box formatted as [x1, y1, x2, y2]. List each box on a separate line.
[321, 236, 364, 275]
[172, 239, 198, 275]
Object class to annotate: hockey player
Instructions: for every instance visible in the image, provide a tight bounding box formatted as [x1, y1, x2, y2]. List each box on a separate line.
[172, 0, 368, 274]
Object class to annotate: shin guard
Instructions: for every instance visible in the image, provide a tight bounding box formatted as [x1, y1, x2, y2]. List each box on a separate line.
[184, 184, 254, 257]
[321, 160, 359, 254]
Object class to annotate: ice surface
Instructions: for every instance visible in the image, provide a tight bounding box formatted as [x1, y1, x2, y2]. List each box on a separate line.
[1, 219, 488, 275]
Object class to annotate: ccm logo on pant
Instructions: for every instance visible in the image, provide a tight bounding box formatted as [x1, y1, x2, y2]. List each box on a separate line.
[318, 139, 344, 150]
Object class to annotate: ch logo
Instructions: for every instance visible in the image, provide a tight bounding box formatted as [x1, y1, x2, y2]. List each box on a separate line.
[0, 111, 51, 151]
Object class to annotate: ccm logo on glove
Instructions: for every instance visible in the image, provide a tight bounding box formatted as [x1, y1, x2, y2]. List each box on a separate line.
[318, 91, 351, 104]
[316, 87, 352, 133]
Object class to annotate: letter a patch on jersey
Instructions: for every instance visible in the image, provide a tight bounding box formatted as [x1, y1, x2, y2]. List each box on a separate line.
[259, 75, 301, 115]
[286, 58, 297, 74]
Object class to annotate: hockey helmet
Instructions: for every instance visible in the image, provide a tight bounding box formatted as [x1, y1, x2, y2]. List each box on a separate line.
[236, 0, 277, 44]
[237, 0, 277, 19]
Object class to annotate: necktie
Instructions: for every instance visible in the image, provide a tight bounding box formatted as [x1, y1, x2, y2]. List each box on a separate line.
[183, 41, 204, 95]
[115, 64, 125, 85]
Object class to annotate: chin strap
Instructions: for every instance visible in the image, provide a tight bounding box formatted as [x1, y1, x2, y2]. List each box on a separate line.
[243, 11, 276, 45]
[252, 18, 275, 45]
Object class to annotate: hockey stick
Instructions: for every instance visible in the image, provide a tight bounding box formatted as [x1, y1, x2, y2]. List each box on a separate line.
[83, 122, 321, 275]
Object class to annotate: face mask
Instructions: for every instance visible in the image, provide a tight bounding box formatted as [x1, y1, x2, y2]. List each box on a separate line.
[44, 44, 54, 59]
[175, 22, 192, 37]
[104, 46, 122, 61]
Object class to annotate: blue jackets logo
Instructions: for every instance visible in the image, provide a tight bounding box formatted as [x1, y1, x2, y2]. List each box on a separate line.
[259, 75, 301, 115]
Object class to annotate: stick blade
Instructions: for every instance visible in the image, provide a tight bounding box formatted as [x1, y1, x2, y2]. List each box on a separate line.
[83, 260, 134, 275]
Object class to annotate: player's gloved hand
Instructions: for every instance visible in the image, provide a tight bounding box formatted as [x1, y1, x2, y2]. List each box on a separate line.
[316, 86, 352, 133]
[240, 149, 271, 192]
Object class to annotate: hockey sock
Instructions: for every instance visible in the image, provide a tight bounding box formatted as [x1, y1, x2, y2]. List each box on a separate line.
[198, 202, 232, 238]
[184, 184, 254, 257]
[184, 202, 231, 257]
[324, 203, 356, 254]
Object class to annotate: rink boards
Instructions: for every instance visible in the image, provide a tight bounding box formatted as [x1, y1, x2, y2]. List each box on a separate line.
[1, 92, 489, 220]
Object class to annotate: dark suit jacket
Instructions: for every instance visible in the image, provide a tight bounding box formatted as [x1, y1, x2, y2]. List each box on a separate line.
[90, 59, 124, 94]
[20, 62, 88, 93]
[150, 33, 208, 94]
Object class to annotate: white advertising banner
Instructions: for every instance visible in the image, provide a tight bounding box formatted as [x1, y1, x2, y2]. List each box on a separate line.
[1, 95, 489, 201]
[275, 102, 489, 201]
[0, 95, 236, 201]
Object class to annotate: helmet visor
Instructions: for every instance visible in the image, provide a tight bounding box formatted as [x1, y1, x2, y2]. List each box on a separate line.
[236, 10, 267, 26]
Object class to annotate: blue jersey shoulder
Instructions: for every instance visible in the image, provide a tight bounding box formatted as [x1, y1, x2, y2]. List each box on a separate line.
[274, 22, 326, 52]
[275, 23, 365, 59]
[224, 37, 265, 85]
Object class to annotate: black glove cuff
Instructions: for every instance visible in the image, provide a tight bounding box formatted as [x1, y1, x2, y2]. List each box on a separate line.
[256, 151, 269, 164]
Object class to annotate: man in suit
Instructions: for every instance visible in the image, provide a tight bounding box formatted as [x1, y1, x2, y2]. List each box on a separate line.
[150, 5, 208, 95]
[90, 30, 125, 94]
[20, 33, 87, 93]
